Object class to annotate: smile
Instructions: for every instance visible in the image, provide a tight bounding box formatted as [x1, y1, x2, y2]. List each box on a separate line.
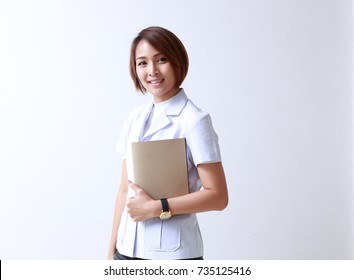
[148, 79, 164, 85]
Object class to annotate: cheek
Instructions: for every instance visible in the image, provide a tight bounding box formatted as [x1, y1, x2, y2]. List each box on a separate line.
[164, 65, 176, 80]
[136, 69, 146, 81]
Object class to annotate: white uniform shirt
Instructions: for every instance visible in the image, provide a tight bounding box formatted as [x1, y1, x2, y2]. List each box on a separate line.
[115, 89, 221, 259]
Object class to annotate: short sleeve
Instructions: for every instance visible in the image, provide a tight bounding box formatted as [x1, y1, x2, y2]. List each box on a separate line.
[115, 115, 129, 159]
[187, 113, 221, 166]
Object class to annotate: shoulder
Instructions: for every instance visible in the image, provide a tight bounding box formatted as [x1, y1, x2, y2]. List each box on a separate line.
[125, 102, 151, 122]
[181, 96, 219, 138]
[182, 98, 211, 127]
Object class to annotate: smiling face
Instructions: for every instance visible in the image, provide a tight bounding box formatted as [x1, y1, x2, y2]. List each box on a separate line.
[135, 40, 179, 103]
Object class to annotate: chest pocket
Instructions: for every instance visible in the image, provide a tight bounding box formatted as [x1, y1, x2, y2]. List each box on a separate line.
[144, 218, 181, 252]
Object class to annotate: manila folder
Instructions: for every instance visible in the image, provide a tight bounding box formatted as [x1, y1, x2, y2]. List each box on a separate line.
[131, 138, 189, 200]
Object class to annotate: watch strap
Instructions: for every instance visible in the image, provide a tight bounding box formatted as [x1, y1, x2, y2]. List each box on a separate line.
[160, 198, 169, 212]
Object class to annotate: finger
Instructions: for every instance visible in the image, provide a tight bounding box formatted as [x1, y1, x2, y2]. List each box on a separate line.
[128, 181, 142, 193]
[126, 197, 135, 208]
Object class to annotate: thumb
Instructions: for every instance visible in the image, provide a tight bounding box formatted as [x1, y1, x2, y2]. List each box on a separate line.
[128, 181, 142, 193]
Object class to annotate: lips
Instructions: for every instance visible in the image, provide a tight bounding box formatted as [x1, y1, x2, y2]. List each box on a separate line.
[148, 79, 164, 85]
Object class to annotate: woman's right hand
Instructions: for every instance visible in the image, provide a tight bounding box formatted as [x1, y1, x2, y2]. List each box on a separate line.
[106, 250, 116, 260]
[106, 245, 117, 260]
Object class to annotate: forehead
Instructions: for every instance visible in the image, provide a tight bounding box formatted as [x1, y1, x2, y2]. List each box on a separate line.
[135, 40, 161, 59]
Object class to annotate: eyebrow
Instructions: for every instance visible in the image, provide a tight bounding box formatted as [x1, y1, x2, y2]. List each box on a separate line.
[136, 53, 164, 61]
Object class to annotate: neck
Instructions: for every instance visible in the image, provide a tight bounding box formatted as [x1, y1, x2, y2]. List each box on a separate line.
[153, 88, 181, 103]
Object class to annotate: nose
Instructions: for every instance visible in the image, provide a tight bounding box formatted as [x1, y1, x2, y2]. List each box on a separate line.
[148, 63, 159, 76]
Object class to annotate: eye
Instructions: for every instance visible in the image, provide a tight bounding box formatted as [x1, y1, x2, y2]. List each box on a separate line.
[137, 60, 147, 67]
[157, 57, 168, 64]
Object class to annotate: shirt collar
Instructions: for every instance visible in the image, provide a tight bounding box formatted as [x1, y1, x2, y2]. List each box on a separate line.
[165, 88, 189, 116]
[150, 88, 188, 116]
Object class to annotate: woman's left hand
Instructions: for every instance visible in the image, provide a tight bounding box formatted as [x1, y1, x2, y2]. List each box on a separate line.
[126, 182, 159, 222]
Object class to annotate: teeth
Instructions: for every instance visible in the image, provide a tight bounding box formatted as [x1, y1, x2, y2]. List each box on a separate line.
[149, 80, 162, 84]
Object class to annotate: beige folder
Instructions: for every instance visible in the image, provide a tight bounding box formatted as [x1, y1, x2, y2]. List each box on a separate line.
[130, 138, 189, 200]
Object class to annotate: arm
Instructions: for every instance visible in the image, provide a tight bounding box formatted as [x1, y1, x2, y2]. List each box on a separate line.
[126, 162, 228, 221]
[106, 160, 129, 259]
[169, 162, 228, 214]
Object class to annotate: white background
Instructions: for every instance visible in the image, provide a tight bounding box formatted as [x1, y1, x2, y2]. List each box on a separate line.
[0, 0, 353, 260]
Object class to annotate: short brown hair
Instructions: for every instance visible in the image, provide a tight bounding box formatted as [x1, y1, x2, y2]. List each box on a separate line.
[130, 26, 189, 93]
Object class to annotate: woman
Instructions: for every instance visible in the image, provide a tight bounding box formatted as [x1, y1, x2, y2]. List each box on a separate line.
[107, 26, 228, 260]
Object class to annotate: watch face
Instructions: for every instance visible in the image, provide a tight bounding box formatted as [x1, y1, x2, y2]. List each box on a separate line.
[160, 211, 172, 220]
